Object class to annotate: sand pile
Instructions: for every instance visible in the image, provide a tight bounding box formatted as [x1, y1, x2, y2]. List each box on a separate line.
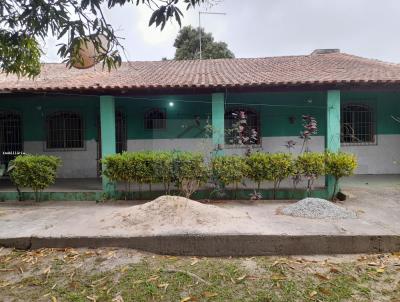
[281, 198, 357, 219]
[103, 195, 251, 234]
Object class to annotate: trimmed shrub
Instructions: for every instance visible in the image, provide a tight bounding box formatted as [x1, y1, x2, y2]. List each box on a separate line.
[127, 151, 155, 192]
[172, 151, 209, 198]
[102, 150, 358, 201]
[246, 152, 270, 190]
[212, 155, 248, 198]
[295, 152, 325, 196]
[266, 153, 294, 199]
[152, 151, 174, 194]
[102, 153, 126, 183]
[325, 151, 358, 200]
[10, 154, 61, 202]
[102, 152, 130, 197]
[103, 151, 209, 198]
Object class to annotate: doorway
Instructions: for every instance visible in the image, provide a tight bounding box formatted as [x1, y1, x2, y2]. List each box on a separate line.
[0, 111, 23, 168]
[96, 111, 127, 177]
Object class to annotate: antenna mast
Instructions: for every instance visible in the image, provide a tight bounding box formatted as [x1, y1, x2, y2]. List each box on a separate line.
[198, 11, 226, 60]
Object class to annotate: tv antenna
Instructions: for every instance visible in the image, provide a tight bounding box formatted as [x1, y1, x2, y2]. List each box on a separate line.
[198, 11, 226, 60]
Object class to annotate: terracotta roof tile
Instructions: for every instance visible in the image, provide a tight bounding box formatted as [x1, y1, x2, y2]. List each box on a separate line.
[2, 52, 400, 93]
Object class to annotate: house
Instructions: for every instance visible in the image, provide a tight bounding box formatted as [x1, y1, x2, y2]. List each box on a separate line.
[1, 49, 400, 200]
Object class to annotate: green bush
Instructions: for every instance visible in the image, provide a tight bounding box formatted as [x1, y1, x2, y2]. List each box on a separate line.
[10, 154, 61, 202]
[212, 155, 248, 198]
[102, 153, 127, 183]
[295, 152, 325, 196]
[246, 152, 270, 190]
[102, 150, 358, 201]
[171, 151, 209, 198]
[266, 153, 294, 199]
[325, 151, 358, 200]
[103, 151, 160, 197]
[102, 152, 130, 197]
[152, 151, 174, 194]
[128, 151, 155, 192]
[103, 151, 209, 198]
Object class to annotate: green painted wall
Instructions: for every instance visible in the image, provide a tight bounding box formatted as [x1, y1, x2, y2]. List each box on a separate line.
[1, 91, 400, 142]
[225, 91, 327, 137]
[116, 94, 212, 140]
[0, 95, 98, 141]
[342, 91, 400, 135]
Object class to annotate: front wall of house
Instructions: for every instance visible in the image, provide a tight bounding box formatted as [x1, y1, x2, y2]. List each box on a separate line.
[0, 96, 99, 177]
[120, 91, 328, 156]
[341, 92, 400, 174]
[1, 91, 400, 177]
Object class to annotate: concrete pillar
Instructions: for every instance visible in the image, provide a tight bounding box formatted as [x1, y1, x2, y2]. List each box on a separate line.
[100, 95, 116, 195]
[212, 93, 225, 155]
[326, 90, 341, 196]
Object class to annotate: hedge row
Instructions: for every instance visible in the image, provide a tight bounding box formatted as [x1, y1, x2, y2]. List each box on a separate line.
[102, 151, 208, 198]
[103, 151, 358, 199]
[5, 151, 357, 202]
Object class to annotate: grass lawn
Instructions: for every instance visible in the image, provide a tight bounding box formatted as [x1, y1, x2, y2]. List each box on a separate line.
[1, 248, 400, 302]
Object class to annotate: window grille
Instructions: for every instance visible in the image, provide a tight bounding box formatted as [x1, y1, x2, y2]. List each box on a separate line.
[225, 108, 260, 145]
[144, 108, 166, 130]
[341, 104, 375, 145]
[0, 111, 23, 166]
[116, 111, 127, 153]
[46, 112, 84, 150]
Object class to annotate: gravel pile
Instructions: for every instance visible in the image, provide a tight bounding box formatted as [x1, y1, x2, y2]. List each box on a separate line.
[281, 198, 357, 219]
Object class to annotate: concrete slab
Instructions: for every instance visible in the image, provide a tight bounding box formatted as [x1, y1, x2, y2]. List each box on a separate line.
[0, 175, 400, 255]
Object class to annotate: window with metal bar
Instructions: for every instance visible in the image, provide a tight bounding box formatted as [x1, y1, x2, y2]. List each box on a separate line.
[225, 108, 260, 145]
[0, 111, 23, 166]
[341, 104, 375, 145]
[144, 108, 166, 130]
[46, 112, 84, 150]
[116, 111, 127, 153]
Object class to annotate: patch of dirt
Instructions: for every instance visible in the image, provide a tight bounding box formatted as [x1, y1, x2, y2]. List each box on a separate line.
[101, 195, 253, 234]
[241, 258, 265, 275]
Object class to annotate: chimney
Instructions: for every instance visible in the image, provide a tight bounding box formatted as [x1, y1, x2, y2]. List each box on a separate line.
[311, 49, 340, 55]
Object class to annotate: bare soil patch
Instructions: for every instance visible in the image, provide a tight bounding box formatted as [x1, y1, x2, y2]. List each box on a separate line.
[101, 195, 254, 234]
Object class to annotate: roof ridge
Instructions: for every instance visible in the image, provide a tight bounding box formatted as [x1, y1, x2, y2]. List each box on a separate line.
[39, 54, 314, 66]
[338, 52, 400, 67]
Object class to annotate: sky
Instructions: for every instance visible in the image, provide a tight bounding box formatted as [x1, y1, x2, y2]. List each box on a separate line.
[41, 0, 400, 63]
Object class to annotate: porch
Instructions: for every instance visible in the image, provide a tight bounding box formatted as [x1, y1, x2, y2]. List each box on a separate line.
[1, 89, 400, 200]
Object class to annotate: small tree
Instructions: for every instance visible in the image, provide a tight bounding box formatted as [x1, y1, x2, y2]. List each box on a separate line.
[295, 152, 325, 196]
[325, 151, 358, 200]
[246, 152, 270, 190]
[300, 115, 318, 153]
[153, 151, 174, 195]
[172, 152, 209, 198]
[10, 154, 61, 202]
[227, 110, 259, 146]
[212, 155, 248, 199]
[266, 153, 294, 199]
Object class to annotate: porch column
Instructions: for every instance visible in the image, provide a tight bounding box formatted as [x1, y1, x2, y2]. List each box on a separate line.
[100, 95, 116, 195]
[212, 92, 225, 155]
[326, 90, 341, 196]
